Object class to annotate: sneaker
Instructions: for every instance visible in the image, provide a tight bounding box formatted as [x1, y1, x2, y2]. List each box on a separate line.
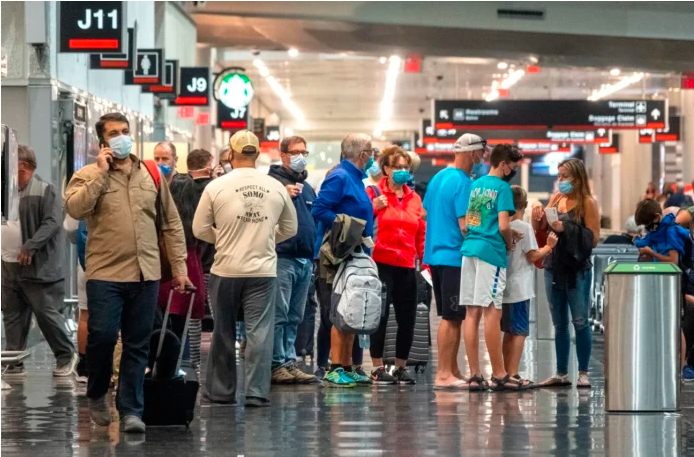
[683, 365, 694, 382]
[120, 415, 146, 433]
[3, 364, 25, 375]
[392, 366, 416, 385]
[371, 366, 396, 385]
[271, 366, 296, 384]
[89, 396, 113, 426]
[344, 367, 373, 385]
[75, 355, 88, 384]
[54, 352, 79, 377]
[314, 366, 328, 378]
[323, 367, 355, 388]
[286, 364, 320, 384]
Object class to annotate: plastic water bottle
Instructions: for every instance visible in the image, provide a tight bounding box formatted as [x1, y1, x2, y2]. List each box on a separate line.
[359, 334, 370, 349]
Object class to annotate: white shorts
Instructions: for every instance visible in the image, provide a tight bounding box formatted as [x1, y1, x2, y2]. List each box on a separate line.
[77, 265, 88, 311]
[460, 257, 507, 310]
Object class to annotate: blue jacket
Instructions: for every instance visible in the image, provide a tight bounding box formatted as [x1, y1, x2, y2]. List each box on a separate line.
[268, 165, 317, 260]
[635, 213, 690, 258]
[77, 219, 88, 270]
[312, 159, 374, 258]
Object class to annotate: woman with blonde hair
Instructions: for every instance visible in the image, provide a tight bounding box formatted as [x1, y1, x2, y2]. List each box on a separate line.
[531, 158, 600, 388]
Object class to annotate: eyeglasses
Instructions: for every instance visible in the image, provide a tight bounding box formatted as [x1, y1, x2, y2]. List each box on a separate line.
[287, 150, 309, 157]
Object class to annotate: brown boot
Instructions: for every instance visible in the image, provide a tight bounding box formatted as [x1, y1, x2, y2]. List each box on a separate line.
[286, 364, 320, 384]
[271, 366, 296, 384]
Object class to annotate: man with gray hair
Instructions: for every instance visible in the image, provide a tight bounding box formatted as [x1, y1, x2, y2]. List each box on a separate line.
[312, 133, 376, 387]
[153, 141, 178, 182]
[1, 145, 77, 376]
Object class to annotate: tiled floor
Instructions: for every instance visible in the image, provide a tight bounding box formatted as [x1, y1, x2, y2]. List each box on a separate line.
[2, 319, 694, 456]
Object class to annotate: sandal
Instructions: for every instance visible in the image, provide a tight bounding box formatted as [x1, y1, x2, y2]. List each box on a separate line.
[577, 374, 591, 389]
[489, 374, 511, 392]
[467, 375, 488, 392]
[511, 374, 535, 390]
[433, 379, 469, 391]
[538, 373, 571, 388]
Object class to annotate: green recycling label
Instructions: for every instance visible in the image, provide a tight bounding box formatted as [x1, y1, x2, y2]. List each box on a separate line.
[604, 262, 682, 274]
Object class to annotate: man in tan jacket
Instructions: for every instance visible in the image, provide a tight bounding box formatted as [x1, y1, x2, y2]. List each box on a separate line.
[65, 112, 190, 434]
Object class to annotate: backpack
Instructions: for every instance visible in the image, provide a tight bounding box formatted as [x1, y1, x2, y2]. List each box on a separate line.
[330, 251, 383, 334]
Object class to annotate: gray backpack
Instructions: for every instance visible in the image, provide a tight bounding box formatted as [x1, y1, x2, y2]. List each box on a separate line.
[330, 251, 383, 334]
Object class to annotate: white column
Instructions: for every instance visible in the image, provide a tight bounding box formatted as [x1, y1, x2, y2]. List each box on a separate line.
[680, 90, 694, 184]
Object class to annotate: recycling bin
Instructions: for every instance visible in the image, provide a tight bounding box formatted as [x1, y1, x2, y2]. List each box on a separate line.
[604, 262, 682, 412]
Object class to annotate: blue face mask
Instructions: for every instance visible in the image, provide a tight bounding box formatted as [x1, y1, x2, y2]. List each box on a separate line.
[158, 164, 172, 176]
[558, 180, 574, 194]
[367, 161, 381, 176]
[108, 135, 132, 160]
[392, 170, 411, 185]
[471, 161, 484, 178]
[289, 154, 307, 173]
[364, 155, 374, 172]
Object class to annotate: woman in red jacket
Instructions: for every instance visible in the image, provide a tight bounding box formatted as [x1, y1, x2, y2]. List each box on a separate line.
[366, 146, 426, 385]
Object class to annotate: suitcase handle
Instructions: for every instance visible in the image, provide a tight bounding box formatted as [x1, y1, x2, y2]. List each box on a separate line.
[152, 286, 196, 378]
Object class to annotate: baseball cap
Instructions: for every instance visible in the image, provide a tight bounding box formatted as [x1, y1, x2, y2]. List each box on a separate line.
[229, 130, 260, 154]
[453, 133, 490, 153]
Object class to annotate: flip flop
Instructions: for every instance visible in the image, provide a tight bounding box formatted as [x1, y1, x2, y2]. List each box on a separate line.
[538, 375, 572, 388]
[433, 379, 469, 391]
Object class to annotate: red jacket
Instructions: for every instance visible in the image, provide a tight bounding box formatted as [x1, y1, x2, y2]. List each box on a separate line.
[366, 178, 426, 269]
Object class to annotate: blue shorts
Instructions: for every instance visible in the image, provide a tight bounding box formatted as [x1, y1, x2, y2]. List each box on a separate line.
[501, 300, 530, 336]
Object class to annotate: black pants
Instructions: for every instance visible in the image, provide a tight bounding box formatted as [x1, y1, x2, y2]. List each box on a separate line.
[370, 263, 417, 361]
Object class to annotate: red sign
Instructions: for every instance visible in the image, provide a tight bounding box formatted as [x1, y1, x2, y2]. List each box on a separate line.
[599, 134, 620, 154]
[682, 73, 694, 90]
[526, 65, 540, 74]
[195, 112, 210, 125]
[177, 107, 194, 119]
[404, 54, 422, 74]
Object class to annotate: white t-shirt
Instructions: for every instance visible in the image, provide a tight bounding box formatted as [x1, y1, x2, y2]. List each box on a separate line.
[1, 220, 22, 263]
[192, 167, 297, 278]
[503, 219, 539, 303]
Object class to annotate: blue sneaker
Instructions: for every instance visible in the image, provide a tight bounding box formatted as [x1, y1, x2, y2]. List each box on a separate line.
[314, 366, 327, 378]
[343, 367, 373, 386]
[683, 365, 694, 382]
[323, 367, 356, 388]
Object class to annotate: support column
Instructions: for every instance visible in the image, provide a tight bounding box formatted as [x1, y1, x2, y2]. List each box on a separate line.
[680, 90, 694, 184]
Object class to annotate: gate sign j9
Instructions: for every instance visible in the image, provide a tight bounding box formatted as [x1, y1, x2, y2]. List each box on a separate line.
[59, 2, 125, 53]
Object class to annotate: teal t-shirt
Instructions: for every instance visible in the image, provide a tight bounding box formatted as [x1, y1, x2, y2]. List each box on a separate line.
[461, 175, 516, 268]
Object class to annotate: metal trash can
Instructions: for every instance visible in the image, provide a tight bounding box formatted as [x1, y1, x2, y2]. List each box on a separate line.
[604, 262, 682, 412]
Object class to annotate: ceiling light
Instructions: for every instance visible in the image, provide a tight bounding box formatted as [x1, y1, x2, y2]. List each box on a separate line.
[485, 70, 525, 101]
[497, 62, 508, 70]
[587, 72, 645, 101]
[288, 48, 299, 57]
[529, 56, 539, 64]
[373, 129, 382, 137]
[380, 55, 401, 122]
[610, 68, 621, 76]
[379, 56, 387, 64]
[253, 58, 306, 124]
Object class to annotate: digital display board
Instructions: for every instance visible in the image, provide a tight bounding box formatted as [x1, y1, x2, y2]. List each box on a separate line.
[217, 100, 249, 131]
[172, 67, 211, 106]
[59, 2, 124, 53]
[433, 99, 667, 131]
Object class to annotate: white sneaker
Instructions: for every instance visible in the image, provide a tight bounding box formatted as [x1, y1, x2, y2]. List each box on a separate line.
[54, 352, 79, 377]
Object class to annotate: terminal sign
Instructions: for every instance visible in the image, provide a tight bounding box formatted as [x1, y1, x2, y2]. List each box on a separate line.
[173, 67, 211, 106]
[433, 99, 667, 131]
[60, 2, 124, 53]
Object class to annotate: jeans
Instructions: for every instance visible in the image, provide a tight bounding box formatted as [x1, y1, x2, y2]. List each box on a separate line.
[544, 268, 593, 374]
[205, 275, 276, 403]
[295, 274, 318, 357]
[86, 280, 159, 418]
[272, 258, 312, 369]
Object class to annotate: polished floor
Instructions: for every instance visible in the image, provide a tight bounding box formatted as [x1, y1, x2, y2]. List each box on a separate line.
[3, 318, 694, 456]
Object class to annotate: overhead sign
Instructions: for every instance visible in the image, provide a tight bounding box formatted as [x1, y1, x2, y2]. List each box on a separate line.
[173, 67, 210, 106]
[639, 129, 655, 144]
[213, 68, 254, 110]
[545, 129, 611, 144]
[141, 60, 178, 98]
[177, 106, 194, 119]
[124, 49, 163, 85]
[265, 126, 281, 142]
[518, 141, 572, 154]
[599, 134, 620, 154]
[59, 2, 124, 53]
[253, 118, 265, 139]
[639, 116, 681, 143]
[90, 25, 136, 69]
[433, 99, 667, 131]
[217, 100, 249, 131]
[195, 112, 210, 126]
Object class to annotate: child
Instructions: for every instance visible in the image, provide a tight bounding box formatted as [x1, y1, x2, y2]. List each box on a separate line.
[634, 199, 693, 380]
[460, 144, 523, 391]
[501, 186, 557, 389]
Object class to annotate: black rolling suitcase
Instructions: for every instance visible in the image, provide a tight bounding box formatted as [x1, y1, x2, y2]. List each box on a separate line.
[143, 286, 199, 428]
[383, 303, 430, 373]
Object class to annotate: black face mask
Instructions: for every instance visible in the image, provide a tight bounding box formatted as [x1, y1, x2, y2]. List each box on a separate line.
[646, 220, 660, 232]
[503, 168, 517, 182]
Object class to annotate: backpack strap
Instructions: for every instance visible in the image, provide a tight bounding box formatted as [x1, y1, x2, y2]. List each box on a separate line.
[142, 160, 163, 235]
[369, 185, 381, 198]
[143, 160, 161, 190]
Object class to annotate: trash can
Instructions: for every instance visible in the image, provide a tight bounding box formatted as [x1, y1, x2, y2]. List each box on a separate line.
[604, 262, 682, 412]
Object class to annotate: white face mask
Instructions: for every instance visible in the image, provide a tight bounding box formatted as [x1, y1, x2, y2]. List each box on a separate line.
[223, 163, 232, 174]
[108, 135, 133, 159]
[289, 154, 307, 173]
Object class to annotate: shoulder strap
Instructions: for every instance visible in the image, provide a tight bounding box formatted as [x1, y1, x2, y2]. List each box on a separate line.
[142, 160, 163, 235]
[143, 160, 161, 190]
[370, 185, 381, 198]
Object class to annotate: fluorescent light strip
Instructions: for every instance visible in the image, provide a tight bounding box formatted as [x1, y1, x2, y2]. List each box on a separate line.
[485, 69, 525, 102]
[380, 56, 402, 122]
[587, 72, 644, 101]
[253, 59, 306, 124]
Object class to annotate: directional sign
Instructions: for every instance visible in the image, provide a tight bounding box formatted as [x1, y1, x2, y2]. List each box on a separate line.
[172, 67, 210, 106]
[655, 116, 681, 142]
[141, 60, 178, 99]
[90, 25, 136, 70]
[545, 130, 611, 144]
[217, 100, 249, 131]
[123, 49, 163, 85]
[599, 134, 620, 154]
[518, 141, 572, 154]
[433, 99, 667, 131]
[639, 129, 655, 144]
[59, 2, 124, 53]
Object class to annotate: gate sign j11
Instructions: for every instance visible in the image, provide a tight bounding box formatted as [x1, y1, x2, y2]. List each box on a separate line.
[59, 2, 124, 53]
[433, 99, 667, 131]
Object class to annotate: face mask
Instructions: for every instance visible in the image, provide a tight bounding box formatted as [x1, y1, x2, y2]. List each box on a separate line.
[108, 135, 132, 160]
[223, 163, 233, 174]
[503, 168, 517, 182]
[392, 170, 411, 185]
[558, 180, 574, 194]
[289, 154, 307, 173]
[367, 161, 381, 176]
[363, 153, 374, 172]
[646, 218, 661, 232]
[158, 164, 171, 176]
[471, 161, 484, 178]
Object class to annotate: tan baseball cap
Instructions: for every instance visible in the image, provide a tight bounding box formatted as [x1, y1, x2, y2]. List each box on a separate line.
[229, 130, 260, 154]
